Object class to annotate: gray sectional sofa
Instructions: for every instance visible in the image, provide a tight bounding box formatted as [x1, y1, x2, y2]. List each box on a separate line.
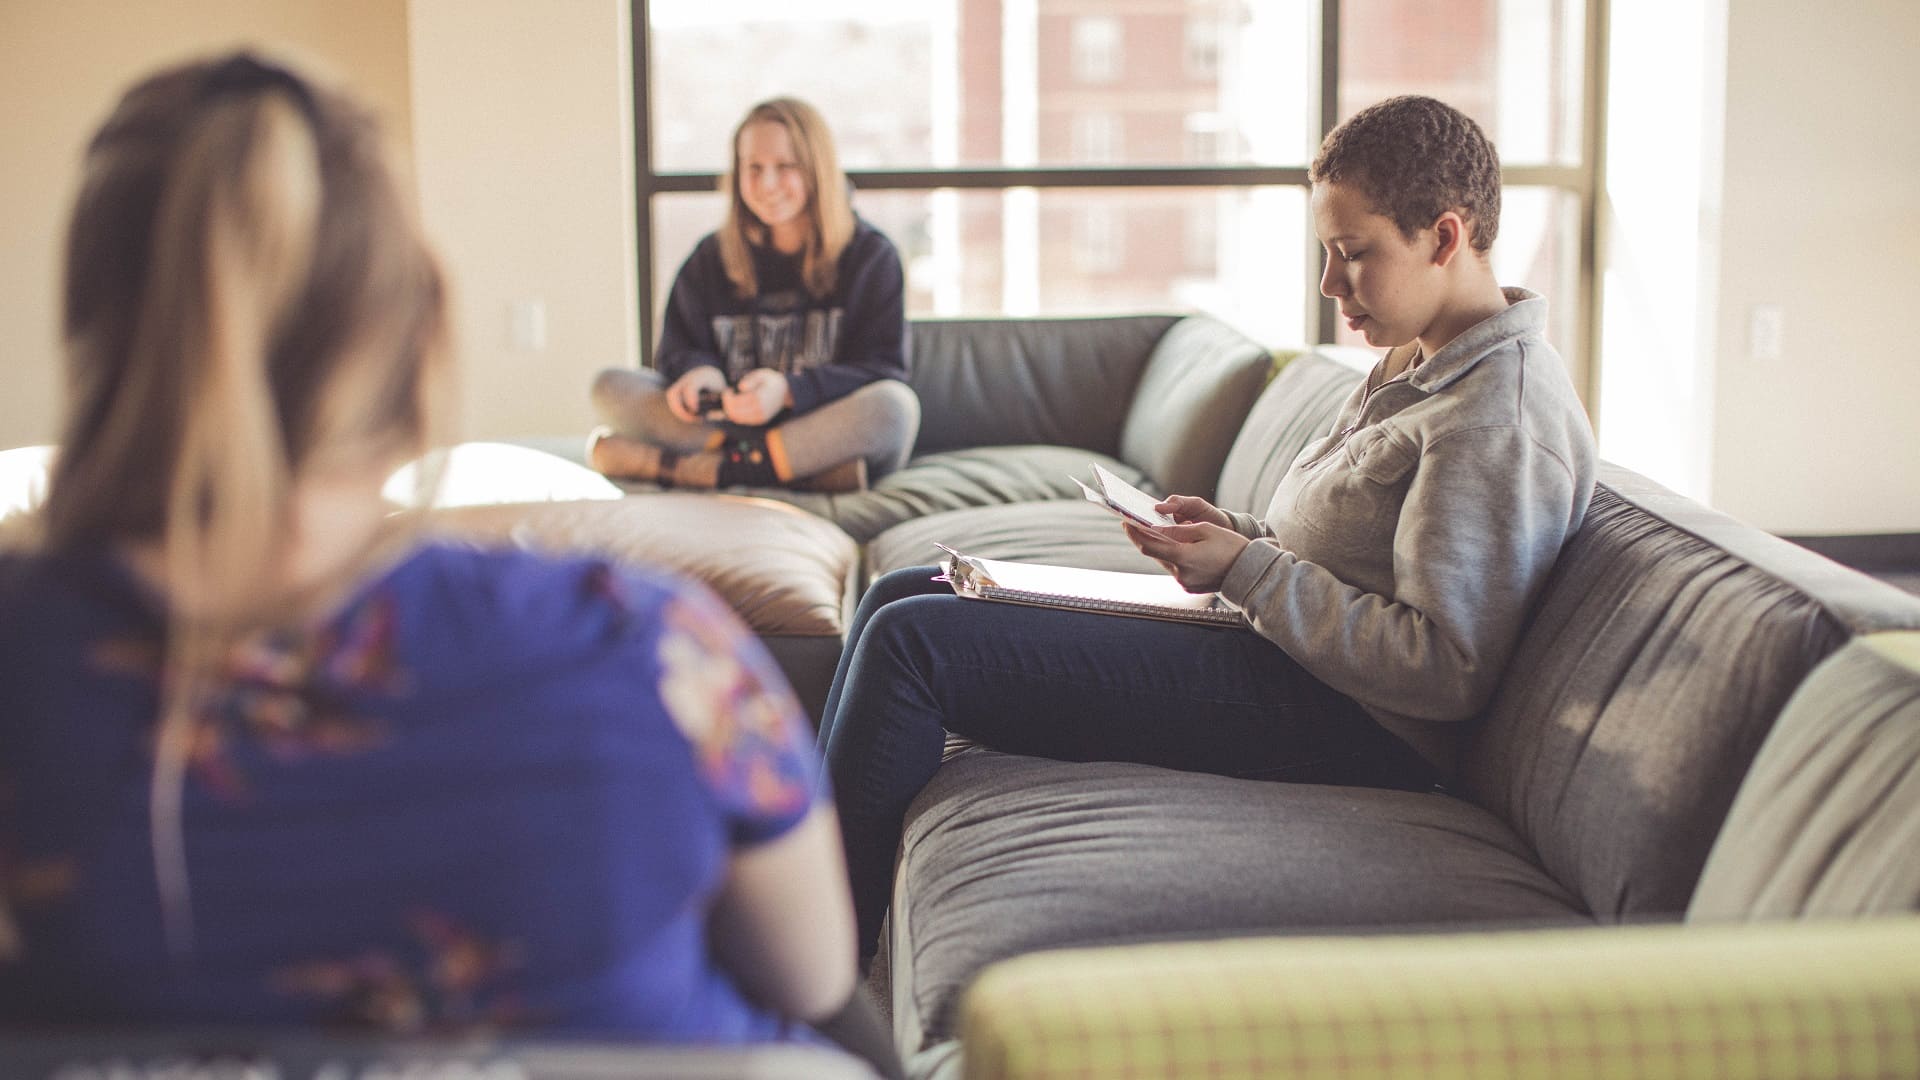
[441, 315, 1920, 1077]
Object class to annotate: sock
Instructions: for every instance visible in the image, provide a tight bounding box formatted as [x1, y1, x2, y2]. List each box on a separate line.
[587, 431, 664, 481]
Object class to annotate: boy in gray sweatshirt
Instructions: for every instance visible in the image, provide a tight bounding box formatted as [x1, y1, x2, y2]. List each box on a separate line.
[1130, 95, 1599, 776]
[821, 94, 1599, 963]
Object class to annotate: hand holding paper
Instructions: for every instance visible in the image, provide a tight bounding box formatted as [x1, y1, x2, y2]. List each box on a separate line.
[1073, 463, 1175, 529]
[1123, 517, 1250, 593]
[1156, 492, 1235, 530]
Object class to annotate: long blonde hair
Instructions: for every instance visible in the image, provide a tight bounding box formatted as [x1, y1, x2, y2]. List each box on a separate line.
[36, 52, 451, 957]
[717, 97, 855, 300]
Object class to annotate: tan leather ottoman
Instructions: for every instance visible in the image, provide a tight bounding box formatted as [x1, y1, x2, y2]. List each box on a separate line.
[426, 493, 859, 723]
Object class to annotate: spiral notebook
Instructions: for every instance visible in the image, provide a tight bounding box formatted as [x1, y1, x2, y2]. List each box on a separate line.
[934, 544, 1248, 628]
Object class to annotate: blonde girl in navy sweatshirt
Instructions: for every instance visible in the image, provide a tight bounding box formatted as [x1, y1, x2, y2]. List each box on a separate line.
[589, 98, 918, 491]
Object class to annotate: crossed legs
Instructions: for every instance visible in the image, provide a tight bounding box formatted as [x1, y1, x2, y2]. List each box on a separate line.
[818, 566, 1438, 962]
[588, 368, 920, 488]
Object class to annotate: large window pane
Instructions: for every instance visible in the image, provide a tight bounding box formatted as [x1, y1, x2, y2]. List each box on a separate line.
[648, 0, 1321, 171]
[648, 5, 935, 171]
[1494, 186, 1579, 353]
[650, 192, 727, 310]
[654, 187, 1308, 347]
[1032, 0, 1319, 166]
[641, 1, 1598, 378]
[1339, 0, 1584, 165]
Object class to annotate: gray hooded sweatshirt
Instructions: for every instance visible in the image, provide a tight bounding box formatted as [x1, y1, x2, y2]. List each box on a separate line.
[1219, 288, 1598, 777]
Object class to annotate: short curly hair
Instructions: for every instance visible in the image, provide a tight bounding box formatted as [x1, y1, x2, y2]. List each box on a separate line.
[1310, 95, 1501, 253]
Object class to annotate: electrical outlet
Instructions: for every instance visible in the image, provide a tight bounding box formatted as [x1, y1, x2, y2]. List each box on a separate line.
[509, 299, 548, 351]
[1749, 304, 1784, 362]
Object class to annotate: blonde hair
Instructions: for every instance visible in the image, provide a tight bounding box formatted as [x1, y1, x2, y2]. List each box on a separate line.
[717, 97, 855, 300]
[35, 52, 451, 957]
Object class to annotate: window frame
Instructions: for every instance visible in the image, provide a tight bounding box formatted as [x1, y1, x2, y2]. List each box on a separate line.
[630, 0, 1610, 403]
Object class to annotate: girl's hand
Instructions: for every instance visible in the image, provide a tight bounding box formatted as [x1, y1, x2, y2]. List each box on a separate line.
[1156, 494, 1233, 529]
[1123, 519, 1249, 593]
[726, 369, 791, 426]
[668, 367, 729, 423]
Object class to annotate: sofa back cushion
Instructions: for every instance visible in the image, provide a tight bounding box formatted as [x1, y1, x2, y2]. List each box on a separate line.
[1211, 347, 1371, 516]
[1116, 316, 1273, 502]
[1460, 465, 1920, 921]
[905, 316, 1177, 457]
[1688, 631, 1920, 919]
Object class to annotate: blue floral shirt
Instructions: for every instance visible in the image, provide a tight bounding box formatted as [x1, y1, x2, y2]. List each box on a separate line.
[0, 544, 823, 1042]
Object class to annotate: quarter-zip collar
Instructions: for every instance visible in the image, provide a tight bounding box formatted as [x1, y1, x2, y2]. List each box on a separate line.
[1334, 286, 1546, 443]
[1402, 287, 1548, 394]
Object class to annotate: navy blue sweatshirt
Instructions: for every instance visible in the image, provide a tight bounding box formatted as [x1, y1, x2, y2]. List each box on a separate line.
[654, 217, 909, 415]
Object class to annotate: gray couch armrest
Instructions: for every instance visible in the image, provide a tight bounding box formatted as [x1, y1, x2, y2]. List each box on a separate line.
[1117, 315, 1275, 502]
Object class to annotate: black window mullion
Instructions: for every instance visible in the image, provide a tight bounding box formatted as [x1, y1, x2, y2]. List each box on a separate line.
[653, 167, 1315, 192]
[1314, 0, 1342, 344]
[1577, 0, 1612, 419]
[631, 0, 657, 368]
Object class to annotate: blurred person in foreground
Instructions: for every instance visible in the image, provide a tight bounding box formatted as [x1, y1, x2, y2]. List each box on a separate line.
[0, 51, 898, 1077]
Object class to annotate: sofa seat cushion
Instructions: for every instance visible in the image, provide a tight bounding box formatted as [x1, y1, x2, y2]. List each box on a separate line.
[422, 494, 858, 721]
[888, 749, 1588, 1052]
[865, 500, 1163, 581]
[777, 446, 1152, 545]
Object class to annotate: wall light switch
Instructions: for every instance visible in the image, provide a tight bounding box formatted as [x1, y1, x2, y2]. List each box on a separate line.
[509, 298, 548, 352]
[1749, 304, 1784, 362]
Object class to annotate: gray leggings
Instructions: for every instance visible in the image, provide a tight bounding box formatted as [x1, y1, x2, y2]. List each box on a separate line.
[590, 368, 921, 479]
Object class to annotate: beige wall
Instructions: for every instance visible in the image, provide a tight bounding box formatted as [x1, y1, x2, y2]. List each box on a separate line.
[407, 0, 638, 444]
[0, 0, 412, 450]
[1705, 0, 1920, 534]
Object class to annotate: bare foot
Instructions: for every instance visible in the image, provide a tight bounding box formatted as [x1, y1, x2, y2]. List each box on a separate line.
[585, 427, 662, 480]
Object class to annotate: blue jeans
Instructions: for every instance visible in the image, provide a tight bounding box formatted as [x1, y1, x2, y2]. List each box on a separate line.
[818, 566, 1438, 960]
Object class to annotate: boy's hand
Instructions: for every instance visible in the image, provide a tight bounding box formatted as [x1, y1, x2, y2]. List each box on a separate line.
[1156, 494, 1233, 529]
[726, 369, 791, 426]
[668, 367, 729, 423]
[1123, 519, 1249, 593]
